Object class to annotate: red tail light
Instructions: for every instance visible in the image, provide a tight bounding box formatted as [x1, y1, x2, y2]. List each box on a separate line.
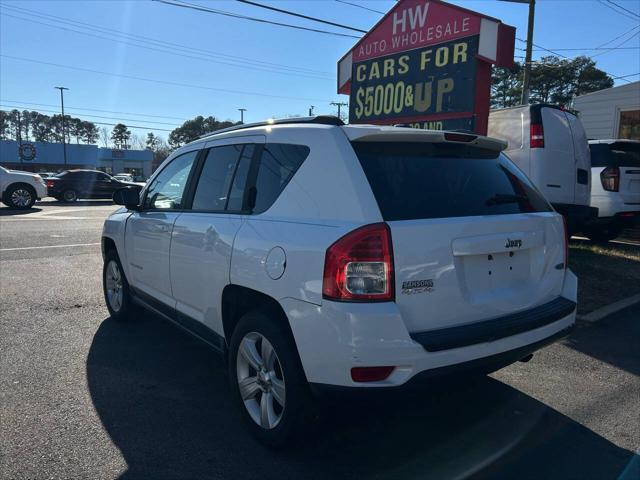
[530, 123, 544, 148]
[351, 366, 395, 382]
[562, 216, 569, 268]
[322, 223, 394, 302]
[601, 166, 620, 192]
[46, 180, 55, 188]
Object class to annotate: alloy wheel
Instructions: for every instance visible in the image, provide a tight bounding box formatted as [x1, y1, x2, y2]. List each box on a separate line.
[10, 188, 33, 207]
[105, 260, 124, 313]
[236, 332, 286, 429]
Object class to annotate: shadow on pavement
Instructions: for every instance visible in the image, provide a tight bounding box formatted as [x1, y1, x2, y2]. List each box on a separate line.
[87, 311, 634, 480]
[566, 305, 640, 376]
[0, 206, 43, 216]
[43, 200, 115, 207]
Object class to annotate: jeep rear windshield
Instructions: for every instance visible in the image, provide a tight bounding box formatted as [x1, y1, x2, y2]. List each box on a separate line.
[352, 142, 552, 221]
[590, 142, 640, 168]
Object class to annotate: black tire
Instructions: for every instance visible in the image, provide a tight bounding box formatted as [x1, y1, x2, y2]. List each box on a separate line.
[228, 310, 312, 447]
[584, 226, 621, 243]
[102, 249, 136, 320]
[62, 189, 78, 203]
[3, 183, 36, 209]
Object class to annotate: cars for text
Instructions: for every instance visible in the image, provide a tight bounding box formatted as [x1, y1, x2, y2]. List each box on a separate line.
[101, 116, 578, 446]
[46, 169, 139, 202]
[0, 165, 47, 209]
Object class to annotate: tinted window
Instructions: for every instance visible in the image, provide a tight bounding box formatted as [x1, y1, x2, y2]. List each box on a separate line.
[227, 144, 254, 212]
[253, 144, 309, 214]
[192, 145, 243, 211]
[353, 142, 552, 221]
[144, 150, 197, 209]
[590, 142, 640, 168]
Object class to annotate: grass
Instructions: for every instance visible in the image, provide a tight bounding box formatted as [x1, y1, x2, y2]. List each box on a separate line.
[569, 239, 640, 314]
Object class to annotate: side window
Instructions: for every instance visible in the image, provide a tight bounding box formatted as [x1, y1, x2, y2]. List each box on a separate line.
[96, 172, 111, 182]
[252, 143, 309, 214]
[192, 145, 244, 211]
[227, 144, 254, 212]
[144, 150, 198, 210]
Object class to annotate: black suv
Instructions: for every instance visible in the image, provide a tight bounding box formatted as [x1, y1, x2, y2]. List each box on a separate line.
[46, 169, 139, 202]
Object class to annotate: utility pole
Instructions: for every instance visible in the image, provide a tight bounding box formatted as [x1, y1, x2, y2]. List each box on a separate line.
[521, 0, 536, 105]
[55, 86, 69, 165]
[498, 0, 535, 105]
[238, 108, 247, 124]
[308, 105, 315, 116]
[330, 101, 348, 121]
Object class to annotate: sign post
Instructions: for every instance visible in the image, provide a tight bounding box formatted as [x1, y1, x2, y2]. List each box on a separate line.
[337, 0, 515, 134]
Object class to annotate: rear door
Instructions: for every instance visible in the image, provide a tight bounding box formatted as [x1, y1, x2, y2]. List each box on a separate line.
[170, 140, 259, 335]
[352, 140, 566, 333]
[536, 107, 575, 204]
[592, 141, 640, 204]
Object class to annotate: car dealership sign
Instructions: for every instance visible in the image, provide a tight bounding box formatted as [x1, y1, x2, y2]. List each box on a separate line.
[337, 0, 515, 134]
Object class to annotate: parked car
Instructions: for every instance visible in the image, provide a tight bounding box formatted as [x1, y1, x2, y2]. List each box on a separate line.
[0, 165, 47, 209]
[488, 104, 597, 233]
[113, 173, 134, 182]
[46, 169, 139, 202]
[101, 116, 577, 446]
[582, 139, 640, 241]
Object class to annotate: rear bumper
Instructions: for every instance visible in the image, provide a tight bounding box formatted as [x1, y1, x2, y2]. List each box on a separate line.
[283, 270, 578, 389]
[552, 203, 598, 229]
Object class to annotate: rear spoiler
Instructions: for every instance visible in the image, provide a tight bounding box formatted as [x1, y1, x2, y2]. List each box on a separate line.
[342, 126, 507, 152]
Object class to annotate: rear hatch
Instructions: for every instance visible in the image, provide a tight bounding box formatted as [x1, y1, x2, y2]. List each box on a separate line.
[349, 131, 566, 333]
[590, 141, 640, 204]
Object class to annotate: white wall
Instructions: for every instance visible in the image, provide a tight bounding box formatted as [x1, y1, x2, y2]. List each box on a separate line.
[573, 81, 640, 139]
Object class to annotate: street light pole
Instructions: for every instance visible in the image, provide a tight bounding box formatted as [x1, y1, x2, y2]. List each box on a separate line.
[521, 0, 536, 105]
[238, 108, 247, 124]
[55, 86, 69, 166]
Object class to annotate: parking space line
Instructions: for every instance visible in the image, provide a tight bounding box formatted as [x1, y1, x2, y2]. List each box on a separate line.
[0, 243, 100, 252]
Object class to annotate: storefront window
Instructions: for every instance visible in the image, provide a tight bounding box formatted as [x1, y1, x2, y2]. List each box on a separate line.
[618, 109, 640, 140]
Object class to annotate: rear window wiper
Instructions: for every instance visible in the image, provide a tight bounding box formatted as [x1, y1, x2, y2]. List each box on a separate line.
[485, 193, 528, 206]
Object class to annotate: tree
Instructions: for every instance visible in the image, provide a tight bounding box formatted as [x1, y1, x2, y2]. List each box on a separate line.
[111, 123, 131, 149]
[81, 121, 99, 144]
[99, 127, 110, 148]
[168, 115, 238, 148]
[491, 62, 523, 108]
[0, 110, 9, 140]
[145, 132, 161, 150]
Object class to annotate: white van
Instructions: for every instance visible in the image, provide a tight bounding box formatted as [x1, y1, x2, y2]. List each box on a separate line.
[488, 104, 597, 232]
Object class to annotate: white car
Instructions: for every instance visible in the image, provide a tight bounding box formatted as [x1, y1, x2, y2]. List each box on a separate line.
[113, 173, 134, 182]
[583, 139, 640, 241]
[0, 165, 48, 209]
[101, 117, 577, 446]
[488, 104, 596, 233]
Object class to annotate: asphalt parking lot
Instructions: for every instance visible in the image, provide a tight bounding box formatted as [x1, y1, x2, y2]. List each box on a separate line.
[1, 200, 638, 480]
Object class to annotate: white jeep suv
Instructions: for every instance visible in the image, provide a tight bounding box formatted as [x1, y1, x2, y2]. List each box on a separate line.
[101, 117, 577, 446]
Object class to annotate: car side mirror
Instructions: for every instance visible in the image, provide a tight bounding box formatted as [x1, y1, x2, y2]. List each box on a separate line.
[113, 187, 141, 210]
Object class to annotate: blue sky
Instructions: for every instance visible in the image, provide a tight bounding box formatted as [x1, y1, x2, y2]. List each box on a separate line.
[1, 0, 639, 141]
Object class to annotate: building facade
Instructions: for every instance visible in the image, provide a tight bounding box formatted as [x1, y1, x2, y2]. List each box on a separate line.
[0, 140, 154, 179]
[572, 81, 640, 140]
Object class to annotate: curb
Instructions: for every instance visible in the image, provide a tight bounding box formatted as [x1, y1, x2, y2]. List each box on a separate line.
[577, 293, 640, 323]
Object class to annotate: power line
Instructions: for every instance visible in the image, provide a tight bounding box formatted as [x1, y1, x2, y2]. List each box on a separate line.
[335, 0, 386, 15]
[1, 10, 333, 81]
[2, 3, 332, 78]
[590, 30, 640, 58]
[0, 104, 181, 126]
[596, 24, 640, 48]
[0, 100, 188, 121]
[153, 0, 361, 39]
[597, 0, 640, 21]
[235, 0, 367, 33]
[605, 0, 640, 19]
[0, 55, 334, 102]
[528, 47, 639, 51]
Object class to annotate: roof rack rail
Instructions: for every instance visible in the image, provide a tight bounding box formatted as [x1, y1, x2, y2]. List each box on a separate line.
[198, 115, 345, 139]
